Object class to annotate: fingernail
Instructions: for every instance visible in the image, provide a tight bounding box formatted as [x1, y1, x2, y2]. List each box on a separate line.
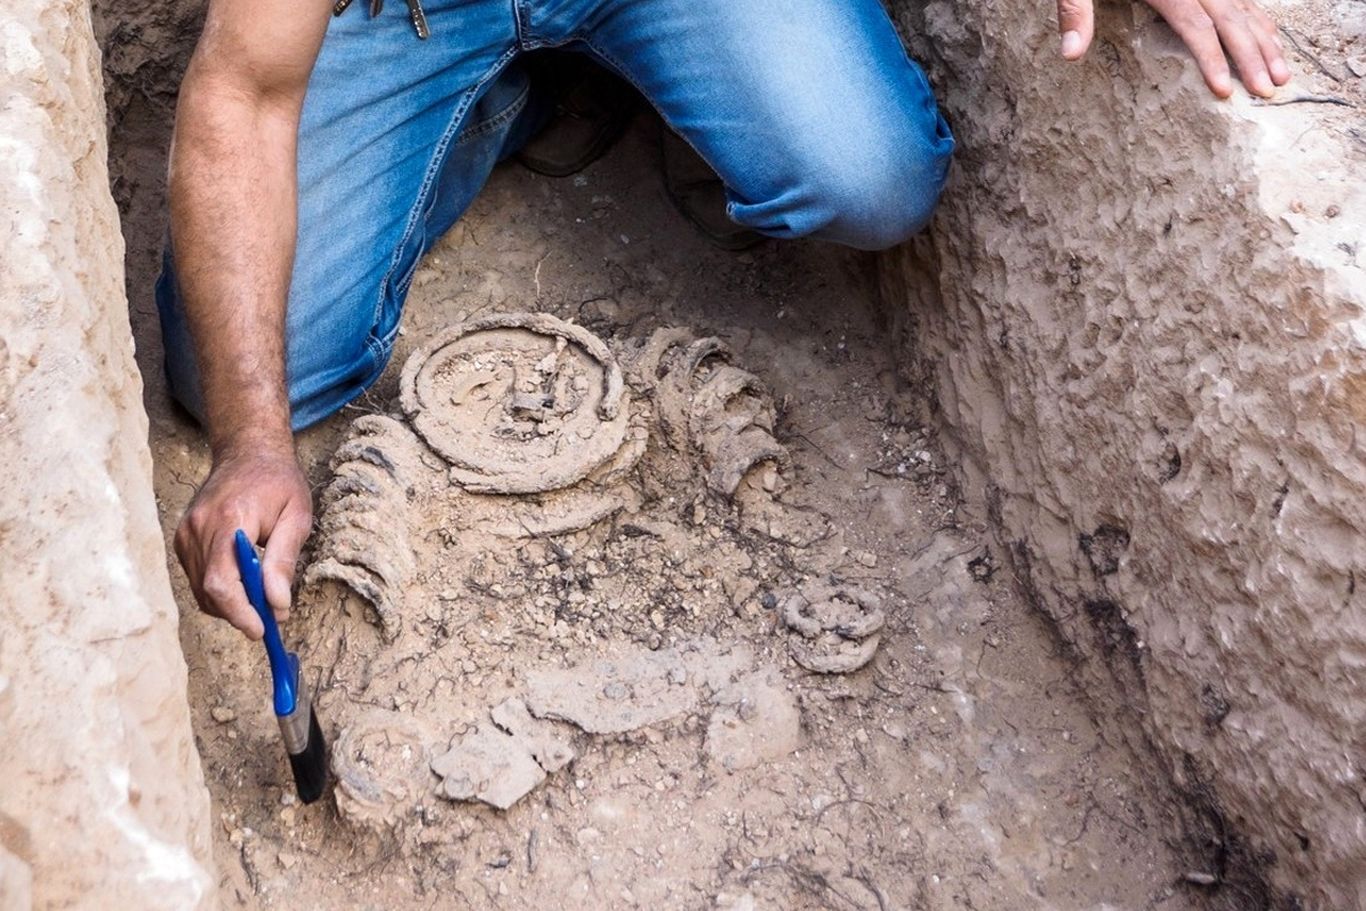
[1255, 75, 1275, 97]
[1270, 60, 1290, 83]
[1061, 30, 1083, 58]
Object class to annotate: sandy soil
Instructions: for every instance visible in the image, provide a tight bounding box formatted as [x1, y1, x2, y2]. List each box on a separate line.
[110, 87, 1226, 908]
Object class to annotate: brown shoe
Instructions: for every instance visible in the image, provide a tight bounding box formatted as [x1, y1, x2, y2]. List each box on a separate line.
[660, 123, 763, 252]
[517, 53, 638, 178]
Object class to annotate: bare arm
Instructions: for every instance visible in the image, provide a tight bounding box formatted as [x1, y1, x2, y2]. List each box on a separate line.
[170, 0, 332, 638]
[1057, 0, 1290, 98]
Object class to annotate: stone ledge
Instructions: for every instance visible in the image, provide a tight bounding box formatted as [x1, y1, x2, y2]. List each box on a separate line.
[0, 2, 215, 907]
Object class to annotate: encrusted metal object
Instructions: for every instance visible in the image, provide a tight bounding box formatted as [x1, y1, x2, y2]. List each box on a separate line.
[331, 709, 435, 838]
[304, 414, 421, 642]
[398, 312, 630, 495]
[306, 312, 796, 644]
[780, 583, 886, 674]
[630, 328, 792, 496]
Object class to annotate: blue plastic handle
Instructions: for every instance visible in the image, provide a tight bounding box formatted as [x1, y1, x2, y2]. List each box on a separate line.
[233, 530, 299, 717]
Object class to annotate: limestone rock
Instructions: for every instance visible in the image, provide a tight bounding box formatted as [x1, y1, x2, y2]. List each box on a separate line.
[431, 725, 545, 810]
[490, 697, 576, 773]
[0, 2, 215, 905]
[525, 640, 751, 735]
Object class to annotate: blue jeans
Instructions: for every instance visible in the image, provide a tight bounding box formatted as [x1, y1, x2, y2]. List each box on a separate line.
[157, 0, 953, 430]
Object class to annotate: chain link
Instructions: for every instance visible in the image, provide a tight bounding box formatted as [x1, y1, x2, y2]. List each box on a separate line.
[332, 0, 429, 39]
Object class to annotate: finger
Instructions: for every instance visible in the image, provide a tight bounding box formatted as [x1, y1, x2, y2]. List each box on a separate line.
[1213, 2, 1275, 96]
[175, 514, 215, 616]
[1155, 0, 1234, 97]
[173, 520, 201, 600]
[261, 504, 311, 623]
[1058, 0, 1095, 59]
[1249, 6, 1291, 84]
[201, 529, 266, 640]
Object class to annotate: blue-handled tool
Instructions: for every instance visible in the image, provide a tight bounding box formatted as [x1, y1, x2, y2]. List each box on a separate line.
[234, 529, 327, 804]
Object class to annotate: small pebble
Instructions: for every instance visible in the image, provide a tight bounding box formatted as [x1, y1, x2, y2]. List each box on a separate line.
[211, 706, 236, 724]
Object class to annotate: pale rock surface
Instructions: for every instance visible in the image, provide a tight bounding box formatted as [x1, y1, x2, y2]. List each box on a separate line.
[704, 669, 801, 772]
[524, 640, 751, 734]
[489, 697, 576, 773]
[431, 724, 546, 810]
[0, 2, 215, 907]
[882, 0, 1366, 905]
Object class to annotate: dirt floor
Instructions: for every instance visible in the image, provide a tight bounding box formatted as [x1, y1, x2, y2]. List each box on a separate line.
[110, 83, 1235, 909]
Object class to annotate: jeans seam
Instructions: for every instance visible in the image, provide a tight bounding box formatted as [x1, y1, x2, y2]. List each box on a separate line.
[512, 0, 532, 49]
[372, 44, 521, 336]
[364, 333, 385, 366]
[455, 79, 531, 145]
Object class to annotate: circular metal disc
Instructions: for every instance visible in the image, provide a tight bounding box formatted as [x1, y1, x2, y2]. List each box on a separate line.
[399, 313, 629, 494]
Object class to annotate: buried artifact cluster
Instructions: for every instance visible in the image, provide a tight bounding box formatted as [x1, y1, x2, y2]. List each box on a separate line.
[293, 311, 893, 828]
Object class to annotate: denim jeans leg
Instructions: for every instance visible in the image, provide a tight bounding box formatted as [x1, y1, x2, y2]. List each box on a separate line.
[156, 0, 533, 430]
[574, 0, 954, 250]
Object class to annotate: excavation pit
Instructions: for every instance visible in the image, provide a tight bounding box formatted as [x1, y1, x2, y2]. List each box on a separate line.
[6, 0, 1362, 907]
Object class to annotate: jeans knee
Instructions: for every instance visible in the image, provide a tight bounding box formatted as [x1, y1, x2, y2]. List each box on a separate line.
[732, 103, 954, 251]
[811, 112, 954, 250]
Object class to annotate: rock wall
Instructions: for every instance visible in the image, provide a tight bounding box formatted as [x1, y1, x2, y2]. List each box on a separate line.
[881, 1, 1366, 907]
[0, 2, 216, 907]
[88, 0, 202, 129]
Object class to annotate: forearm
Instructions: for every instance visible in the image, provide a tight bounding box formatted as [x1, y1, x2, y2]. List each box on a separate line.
[169, 65, 304, 459]
[169, 0, 332, 637]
